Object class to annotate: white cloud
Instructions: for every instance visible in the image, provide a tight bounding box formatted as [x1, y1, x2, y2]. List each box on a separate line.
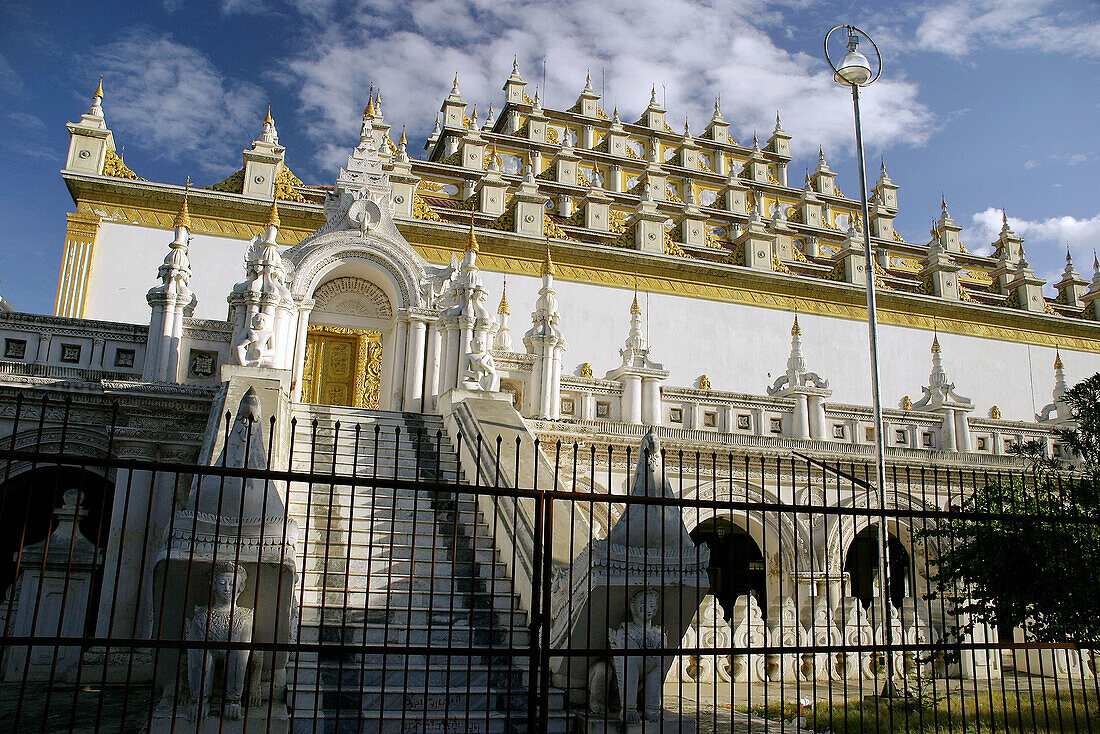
[911, 0, 1100, 58]
[0, 53, 23, 96]
[281, 0, 934, 173]
[962, 207, 1100, 288]
[1066, 153, 1088, 166]
[86, 31, 265, 175]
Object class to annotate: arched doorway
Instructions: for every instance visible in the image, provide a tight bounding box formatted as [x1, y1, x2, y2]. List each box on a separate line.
[0, 466, 113, 636]
[844, 524, 909, 607]
[690, 517, 767, 621]
[303, 275, 394, 409]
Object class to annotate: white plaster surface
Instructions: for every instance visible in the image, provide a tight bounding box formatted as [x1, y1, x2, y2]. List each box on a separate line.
[84, 223, 252, 324]
[77, 221, 1099, 424]
[475, 270, 1099, 423]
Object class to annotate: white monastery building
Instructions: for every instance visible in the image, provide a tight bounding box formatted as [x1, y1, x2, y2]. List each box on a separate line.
[0, 66, 1098, 729]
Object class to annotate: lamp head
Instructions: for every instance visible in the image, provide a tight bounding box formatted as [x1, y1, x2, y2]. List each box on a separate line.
[834, 28, 872, 86]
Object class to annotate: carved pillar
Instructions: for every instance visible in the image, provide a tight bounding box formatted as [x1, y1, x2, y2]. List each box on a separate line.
[939, 409, 957, 452]
[641, 377, 661, 425]
[404, 317, 428, 412]
[425, 323, 443, 411]
[954, 412, 972, 452]
[95, 440, 158, 639]
[36, 332, 53, 363]
[388, 318, 409, 411]
[808, 396, 827, 441]
[790, 395, 810, 440]
[289, 299, 314, 402]
[548, 344, 563, 420]
[91, 336, 106, 368]
[622, 375, 643, 425]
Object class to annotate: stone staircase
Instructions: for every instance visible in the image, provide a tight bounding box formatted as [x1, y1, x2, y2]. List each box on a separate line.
[285, 404, 565, 734]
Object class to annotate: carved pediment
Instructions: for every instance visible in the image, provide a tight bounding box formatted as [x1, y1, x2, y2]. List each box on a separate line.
[312, 277, 393, 319]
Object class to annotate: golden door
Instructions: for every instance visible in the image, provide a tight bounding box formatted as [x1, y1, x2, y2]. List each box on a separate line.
[301, 326, 383, 408]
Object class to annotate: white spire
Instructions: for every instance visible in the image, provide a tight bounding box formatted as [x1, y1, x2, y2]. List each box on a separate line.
[89, 75, 104, 118]
[767, 316, 829, 394]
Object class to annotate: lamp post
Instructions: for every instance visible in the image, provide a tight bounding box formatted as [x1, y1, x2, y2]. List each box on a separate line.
[824, 24, 898, 697]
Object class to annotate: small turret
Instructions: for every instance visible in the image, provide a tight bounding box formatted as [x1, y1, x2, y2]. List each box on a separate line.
[638, 85, 667, 131]
[243, 105, 286, 199]
[65, 76, 116, 175]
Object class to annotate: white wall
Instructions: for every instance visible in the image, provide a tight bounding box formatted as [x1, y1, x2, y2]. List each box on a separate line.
[84, 223, 251, 324]
[77, 221, 1098, 424]
[477, 270, 1098, 424]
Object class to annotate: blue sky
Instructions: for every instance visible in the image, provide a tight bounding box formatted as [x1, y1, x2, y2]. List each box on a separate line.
[1, 0, 1098, 315]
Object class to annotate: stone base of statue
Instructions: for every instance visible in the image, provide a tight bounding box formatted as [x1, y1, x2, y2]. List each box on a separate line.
[437, 386, 512, 415]
[149, 702, 289, 734]
[574, 712, 696, 734]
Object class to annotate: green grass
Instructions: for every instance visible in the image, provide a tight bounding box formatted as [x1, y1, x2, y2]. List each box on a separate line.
[738, 689, 1100, 733]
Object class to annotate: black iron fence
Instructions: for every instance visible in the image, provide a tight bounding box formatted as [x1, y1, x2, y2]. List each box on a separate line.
[0, 393, 1097, 733]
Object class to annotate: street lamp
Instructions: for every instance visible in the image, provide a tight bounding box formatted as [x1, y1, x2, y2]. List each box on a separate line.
[824, 24, 898, 698]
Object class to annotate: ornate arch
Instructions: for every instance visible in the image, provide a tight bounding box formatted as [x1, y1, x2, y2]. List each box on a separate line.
[824, 491, 942, 582]
[678, 480, 805, 576]
[285, 228, 428, 311]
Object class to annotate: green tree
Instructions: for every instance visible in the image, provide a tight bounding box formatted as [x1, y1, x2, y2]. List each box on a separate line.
[924, 373, 1100, 646]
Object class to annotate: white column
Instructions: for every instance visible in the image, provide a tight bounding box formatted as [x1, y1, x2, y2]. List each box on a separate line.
[389, 319, 409, 410]
[791, 395, 810, 440]
[527, 347, 544, 417]
[548, 346, 563, 419]
[954, 412, 972, 452]
[622, 375, 643, 424]
[91, 337, 105, 368]
[444, 327, 461, 395]
[290, 301, 313, 402]
[95, 442, 156, 638]
[166, 295, 186, 382]
[581, 393, 596, 421]
[808, 395, 827, 441]
[404, 319, 428, 412]
[142, 311, 165, 379]
[940, 409, 957, 452]
[641, 378, 661, 425]
[426, 323, 442, 411]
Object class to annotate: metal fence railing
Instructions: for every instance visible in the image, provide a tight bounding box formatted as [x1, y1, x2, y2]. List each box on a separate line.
[0, 393, 1097, 733]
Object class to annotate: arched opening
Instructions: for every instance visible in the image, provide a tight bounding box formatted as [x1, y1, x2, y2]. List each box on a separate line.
[690, 517, 766, 621]
[0, 466, 113, 636]
[844, 524, 909, 608]
[303, 273, 396, 409]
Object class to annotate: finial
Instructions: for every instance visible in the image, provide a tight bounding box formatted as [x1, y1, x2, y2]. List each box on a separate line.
[174, 176, 192, 230]
[399, 124, 407, 146]
[941, 194, 948, 213]
[713, 96, 722, 117]
[1054, 350, 1064, 370]
[466, 213, 479, 253]
[683, 117, 691, 136]
[880, 156, 886, 173]
[1094, 250, 1098, 271]
[498, 279, 510, 315]
[512, 55, 519, 74]
[366, 93, 377, 118]
[94, 75, 104, 100]
[471, 103, 478, 126]
[931, 334, 941, 353]
[374, 88, 383, 116]
[752, 132, 759, 150]
[612, 106, 621, 125]
[791, 314, 801, 336]
[584, 70, 594, 93]
[1066, 245, 1072, 265]
[265, 198, 280, 229]
[773, 111, 782, 131]
[264, 102, 273, 126]
[542, 239, 554, 277]
[649, 84, 658, 106]
[630, 291, 642, 316]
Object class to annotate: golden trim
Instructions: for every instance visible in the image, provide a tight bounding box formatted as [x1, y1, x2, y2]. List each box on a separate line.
[65, 182, 1100, 355]
[403, 229, 1100, 355]
[73, 199, 312, 245]
[56, 211, 102, 318]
